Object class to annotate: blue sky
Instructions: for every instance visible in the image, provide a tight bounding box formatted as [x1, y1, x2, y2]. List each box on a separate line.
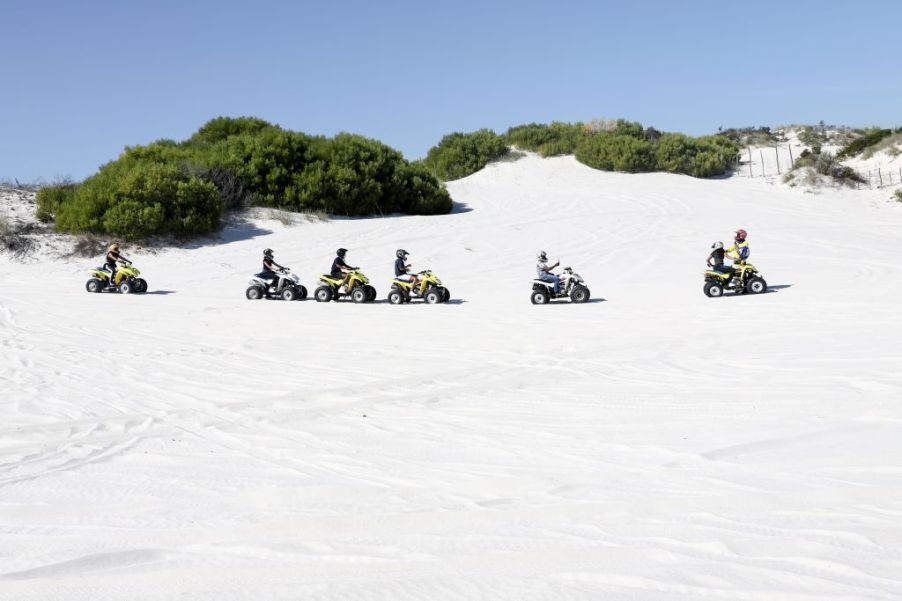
[1, 0, 900, 182]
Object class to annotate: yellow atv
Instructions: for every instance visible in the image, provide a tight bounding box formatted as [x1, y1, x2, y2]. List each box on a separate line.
[86, 263, 147, 294]
[703, 262, 767, 297]
[314, 270, 377, 303]
[387, 270, 450, 304]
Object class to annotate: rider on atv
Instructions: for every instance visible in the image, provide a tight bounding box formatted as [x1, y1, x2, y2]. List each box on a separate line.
[393, 249, 419, 294]
[706, 241, 732, 275]
[259, 248, 286, 294]
[536, 251, 561, 296]
[104, 243, 130, 286]
[331, 248, 357, 292]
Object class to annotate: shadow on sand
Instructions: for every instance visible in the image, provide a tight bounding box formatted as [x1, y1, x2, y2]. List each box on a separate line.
[451, 201, 473, 214]
[145, 290, 177, 295]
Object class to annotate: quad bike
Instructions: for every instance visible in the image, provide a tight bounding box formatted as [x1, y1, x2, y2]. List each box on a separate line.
[703, 262, 767, 297]
[86, 262, 147, 294]
[387, 270, 451, 304]
[314, 270, 377, 303]
[246, 268, 308, 301]
[531, 267, 590, 304]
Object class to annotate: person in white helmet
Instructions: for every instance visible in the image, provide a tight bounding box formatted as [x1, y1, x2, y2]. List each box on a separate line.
[536, 250, 561, 295]
[706, 241, 733, 274]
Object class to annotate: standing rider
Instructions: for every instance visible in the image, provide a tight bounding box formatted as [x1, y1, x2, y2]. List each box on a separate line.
[104, 243, 130, 287]
[259, 248, 286, 294]
[331, 248, 357, 292]
[394, 249, 419, 294]
[726, 229, 750, 264]
[536, 250, 561, 296]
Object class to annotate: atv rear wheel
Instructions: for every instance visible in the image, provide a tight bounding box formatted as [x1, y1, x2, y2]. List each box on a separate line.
[246, 286, 264, 300]
[388, 290, 404, 305]
[531, 290, 549, 305]
[746, 277, 767, 294]
[703, 281, 724, 298]
[571, 284, 590, 303]
[295, 285, 307, 300]
[314, 286, 333, 302]
[424, 289, 442, 304]
[86, 278, 103, 293]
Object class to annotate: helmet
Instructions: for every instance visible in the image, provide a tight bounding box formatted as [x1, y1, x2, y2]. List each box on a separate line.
[396, 249, 409, 259]
[336, 248, 347, 259]
[263, 248, 274, 257]
[108, 243, 120, 252]
[711, 241, 724, 250]
[537, 250, 547, 261]
[734, 229, 747, 241]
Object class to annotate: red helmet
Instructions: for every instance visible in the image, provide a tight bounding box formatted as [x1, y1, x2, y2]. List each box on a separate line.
[734, 228, 747, 241]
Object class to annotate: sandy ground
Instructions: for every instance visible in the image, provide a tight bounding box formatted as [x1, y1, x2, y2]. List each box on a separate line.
[2, 155, 902, 600]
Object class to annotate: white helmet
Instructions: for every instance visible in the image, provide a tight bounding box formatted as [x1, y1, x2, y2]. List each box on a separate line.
[537, 250, 547, 261]
[711, 241, 724, 250]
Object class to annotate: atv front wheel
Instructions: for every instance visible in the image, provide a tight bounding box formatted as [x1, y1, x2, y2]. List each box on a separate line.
[134, 278, 148, 294]
[86, 278, 104, 293]
[314, 286, 333, 302]
[365, 285, 377, 302]
[746, 277, 768, 294]
[388, 290, 404, 305]
[703, 281, 724, 298]
[531, 290, 549, 305]
[118, 280, 133, 294]
[424, 289, 442, 304]
[570, 285, 590, 303]
[281, 287, 298, 301]
[351, 287, 368, 303]
[442, 288, 451, 302]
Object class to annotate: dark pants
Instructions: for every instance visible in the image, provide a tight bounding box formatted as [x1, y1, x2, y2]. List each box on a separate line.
[105, 262, 117, 285]
[712, 264, 733, 275]
[257, 272, 278, 290]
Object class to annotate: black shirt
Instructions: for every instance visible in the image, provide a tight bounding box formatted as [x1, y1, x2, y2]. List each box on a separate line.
[394, 257, 407, 277]
[711, 248, 726, 266]
[263, 257, 276, 273]
[331, 257, 350, 277]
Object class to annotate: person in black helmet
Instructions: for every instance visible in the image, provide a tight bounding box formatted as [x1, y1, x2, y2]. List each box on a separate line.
[259, 248, 286, 295]
[331, 248, 357, 292]
[393, 248, 419, 294]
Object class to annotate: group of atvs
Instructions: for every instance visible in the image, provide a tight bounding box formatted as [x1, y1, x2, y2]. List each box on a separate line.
[244, 268, 452, 304]
[84, 229, 769, 303]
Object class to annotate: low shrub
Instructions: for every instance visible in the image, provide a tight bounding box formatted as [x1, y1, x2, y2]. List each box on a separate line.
[575, 133, 656, 172]
[894, 189, 902, 203]
[837, 127, 897, 159]
[423, 129, 509, 181]
[504, 122, 583, 156]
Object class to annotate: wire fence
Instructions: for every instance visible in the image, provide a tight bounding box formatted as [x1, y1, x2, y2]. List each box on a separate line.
[731, 145, 902, 189]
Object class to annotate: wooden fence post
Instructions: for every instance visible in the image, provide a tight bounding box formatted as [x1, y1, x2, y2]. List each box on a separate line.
[879, 168, 883, 187]
[760, 150, 766, 176]
[775, 145, 781, 174]
[788, 144, 794, 165]
[748, 147, 753, 176]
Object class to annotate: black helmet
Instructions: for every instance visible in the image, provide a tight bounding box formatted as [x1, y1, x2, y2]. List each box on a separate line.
[396, 248, 409, 259]
[263, 248, 274, 257]
[336, 248, 347, 259]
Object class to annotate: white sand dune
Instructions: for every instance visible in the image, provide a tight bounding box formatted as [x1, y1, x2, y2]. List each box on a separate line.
[2, 154, 902, 600]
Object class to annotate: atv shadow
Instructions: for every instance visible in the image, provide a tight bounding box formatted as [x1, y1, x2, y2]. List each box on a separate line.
[720, 284, 792, 299]
[144, 290, 176, 295]
[586, 298, 607, 304]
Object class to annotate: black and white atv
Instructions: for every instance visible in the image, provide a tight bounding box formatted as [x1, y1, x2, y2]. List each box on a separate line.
[530, 267, 591, 304]
[246, 269, 308, 301]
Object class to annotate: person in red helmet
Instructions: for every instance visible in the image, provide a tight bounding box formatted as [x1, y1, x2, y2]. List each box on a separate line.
[726, 229, 750, 264]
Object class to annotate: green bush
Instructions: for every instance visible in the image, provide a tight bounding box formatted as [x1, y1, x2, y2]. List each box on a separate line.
[837, 127, 894, 159]
[504, 122, 583, 156]
[575, 133, 656, 172]
[42, 117, 453, 239]
[895, 190, 902, 202]
[36, 181, 77, 222]
[423, 129, 509, 181]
